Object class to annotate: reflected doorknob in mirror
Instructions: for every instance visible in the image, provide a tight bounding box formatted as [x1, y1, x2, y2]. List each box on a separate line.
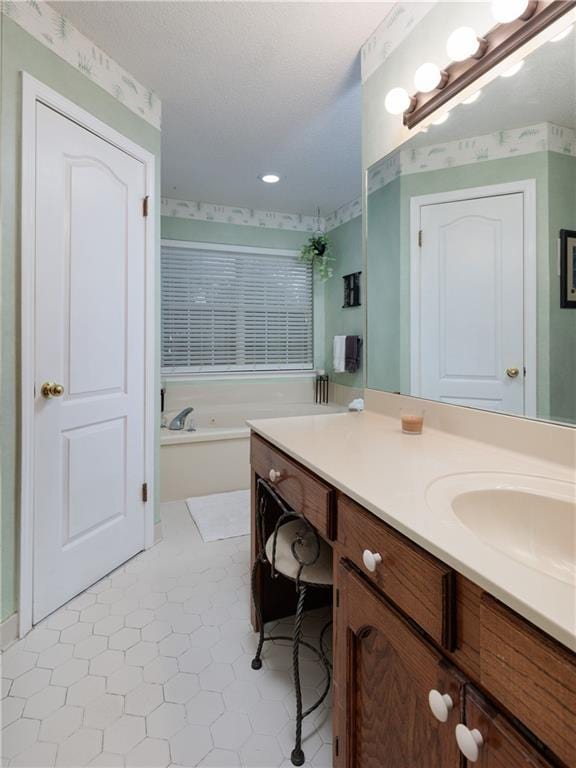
[506, 367, 520, 379]
[41, 381, 65, 399]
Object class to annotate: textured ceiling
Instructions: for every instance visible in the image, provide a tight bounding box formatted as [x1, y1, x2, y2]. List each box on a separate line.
[50, 1, 394, 215]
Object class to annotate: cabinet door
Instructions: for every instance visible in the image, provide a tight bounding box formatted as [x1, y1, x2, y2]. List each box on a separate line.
[461, 687, 557, 767]
[334, 561, 463, 768]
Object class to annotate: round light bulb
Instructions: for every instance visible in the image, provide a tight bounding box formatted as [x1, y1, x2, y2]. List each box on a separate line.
[259, 174, 280, 184]
[462, 90, 482, 105]
[414, 63, 443, 93]
[551, 25, 574, 42]
[446, 27, 481, 61]
[491, 0, 531, 24]
[385, 87, 411, 115]
[432, 111, 450, 126]
[500, 60, 524, 78]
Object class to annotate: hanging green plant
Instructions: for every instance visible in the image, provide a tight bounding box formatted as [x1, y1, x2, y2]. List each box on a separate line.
[299, 233, 334, 281]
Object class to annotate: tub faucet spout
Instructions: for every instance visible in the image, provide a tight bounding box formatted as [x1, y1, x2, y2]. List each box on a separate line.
[169, 407, 194, 431]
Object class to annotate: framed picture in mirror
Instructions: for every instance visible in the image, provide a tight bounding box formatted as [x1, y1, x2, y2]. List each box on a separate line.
[560, 230, 576, 309]
[343, 271, 362, 308]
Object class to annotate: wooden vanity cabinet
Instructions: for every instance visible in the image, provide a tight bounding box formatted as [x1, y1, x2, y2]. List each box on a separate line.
[249, 434, 576, 768]
[463, 687, 557, 768]
[334, 561, 464, 768]
[334, 561, 562, 768]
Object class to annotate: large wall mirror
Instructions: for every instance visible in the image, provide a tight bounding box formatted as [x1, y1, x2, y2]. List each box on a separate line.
[366, 22, 576, 425]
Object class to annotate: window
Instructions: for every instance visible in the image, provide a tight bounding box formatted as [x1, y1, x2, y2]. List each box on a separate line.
[161, 240, 314, 374]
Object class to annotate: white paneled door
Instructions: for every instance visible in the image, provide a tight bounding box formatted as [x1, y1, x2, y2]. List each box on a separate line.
[33, 103, 147, 623]
[414, 192, 525, 414]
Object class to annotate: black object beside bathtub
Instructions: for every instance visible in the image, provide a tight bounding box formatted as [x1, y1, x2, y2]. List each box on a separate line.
[315, 374, 329, 404]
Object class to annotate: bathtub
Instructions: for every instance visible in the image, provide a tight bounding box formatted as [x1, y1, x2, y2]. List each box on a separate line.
[160, 402, 345, 501]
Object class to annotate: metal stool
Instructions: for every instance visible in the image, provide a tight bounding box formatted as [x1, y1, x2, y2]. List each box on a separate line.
[251, 479, 333, 766]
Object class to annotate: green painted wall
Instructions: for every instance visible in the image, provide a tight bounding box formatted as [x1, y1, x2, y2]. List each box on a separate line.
[161, 215, 328, 373]
[1, 18, 162, 622]
[366, 153, 561, 420]
[162, 216, 309, 251]
[548, 153, 576, 424]
[323, 216, 364, 388]
[366, 178, 401, 392]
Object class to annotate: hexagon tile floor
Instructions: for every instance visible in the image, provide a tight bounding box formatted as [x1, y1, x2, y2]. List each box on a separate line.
[1, 501, 333, 767]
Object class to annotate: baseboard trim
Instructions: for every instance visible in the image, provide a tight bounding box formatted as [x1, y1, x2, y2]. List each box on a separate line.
[1, 612, 19, 651]
[154, 521, 163, 544]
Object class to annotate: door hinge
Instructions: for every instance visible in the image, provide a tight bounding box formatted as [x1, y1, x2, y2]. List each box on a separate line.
[418, 229, 423, 247]
[335, 737, 339, 757]
[335, 589, 340, 608]
[142, 482, 148, 503]
[142, 195, 149, 218]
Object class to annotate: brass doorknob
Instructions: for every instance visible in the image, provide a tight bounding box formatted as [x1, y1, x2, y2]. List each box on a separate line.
[41, 381, 65, 399]
[506, 367, 520, 379]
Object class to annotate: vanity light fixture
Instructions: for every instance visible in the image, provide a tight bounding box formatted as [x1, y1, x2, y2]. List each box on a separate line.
[491, 0, 538, 24]
[446, 27, 487, 62]
[462, 90, 482, 105]
[402, 0, 576, 130]
[500, 60, 525, 77]
[259, 173, 280, 184]
[384, 87, 415, 115]
[413, 63, 448, 93]
[551, 24, 574, 41]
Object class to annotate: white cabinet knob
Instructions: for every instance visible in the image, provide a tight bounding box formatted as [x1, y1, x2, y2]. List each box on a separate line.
[362, 549, 383, 573]
[455, 724, 484, 762]
[268, 469, 282, 483]
[428, 690, 454, 723]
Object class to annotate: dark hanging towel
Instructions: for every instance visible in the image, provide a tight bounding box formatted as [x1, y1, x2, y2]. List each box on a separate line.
[345, 335, 362, 374]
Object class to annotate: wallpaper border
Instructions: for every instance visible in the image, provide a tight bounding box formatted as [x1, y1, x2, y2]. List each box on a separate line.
[1, 0, 161, 129]
[368, 122, 576, 196]
[361, 1, 437, 84]
[161, 199, 324, 232]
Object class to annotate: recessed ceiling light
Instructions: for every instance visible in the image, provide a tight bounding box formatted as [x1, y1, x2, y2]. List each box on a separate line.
[551, 25, 574, 42]
[259, 173, 280, 184]
[500, 60, 524, 78]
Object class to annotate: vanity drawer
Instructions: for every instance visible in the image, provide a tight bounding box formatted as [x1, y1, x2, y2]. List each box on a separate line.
[250, 433, 335, 540]
[337, 495, 455, 649]
[480, 595, 576, 768]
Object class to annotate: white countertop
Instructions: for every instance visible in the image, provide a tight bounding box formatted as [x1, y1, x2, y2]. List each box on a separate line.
[247, 410, 576, 651]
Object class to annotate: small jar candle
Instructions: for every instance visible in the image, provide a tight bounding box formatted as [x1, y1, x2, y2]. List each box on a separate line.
[400, 408, 425, 435]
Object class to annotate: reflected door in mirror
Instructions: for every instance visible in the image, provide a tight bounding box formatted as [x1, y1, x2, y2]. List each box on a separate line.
[413, 192, 525, 415]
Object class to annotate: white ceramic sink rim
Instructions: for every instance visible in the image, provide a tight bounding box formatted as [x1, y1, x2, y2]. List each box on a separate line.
[426, 472, 576, 586]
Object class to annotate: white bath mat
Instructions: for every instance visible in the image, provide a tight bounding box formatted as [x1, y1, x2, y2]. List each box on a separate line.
[186, 490, 250, 542]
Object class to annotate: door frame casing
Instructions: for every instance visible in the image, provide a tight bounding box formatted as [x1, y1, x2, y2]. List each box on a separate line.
[409, 180, 537, 418]
[20, 73, 157, 637]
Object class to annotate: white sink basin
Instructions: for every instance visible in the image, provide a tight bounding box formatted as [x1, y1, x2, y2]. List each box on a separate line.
[426, 473, 576, 585]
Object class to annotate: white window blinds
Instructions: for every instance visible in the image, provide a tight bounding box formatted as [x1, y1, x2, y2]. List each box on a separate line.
[161, 242, 314, 373]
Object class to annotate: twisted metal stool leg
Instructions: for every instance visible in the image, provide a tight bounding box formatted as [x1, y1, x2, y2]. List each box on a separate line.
[250, 557, 265, 671]
[291, 584, 307, 767]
